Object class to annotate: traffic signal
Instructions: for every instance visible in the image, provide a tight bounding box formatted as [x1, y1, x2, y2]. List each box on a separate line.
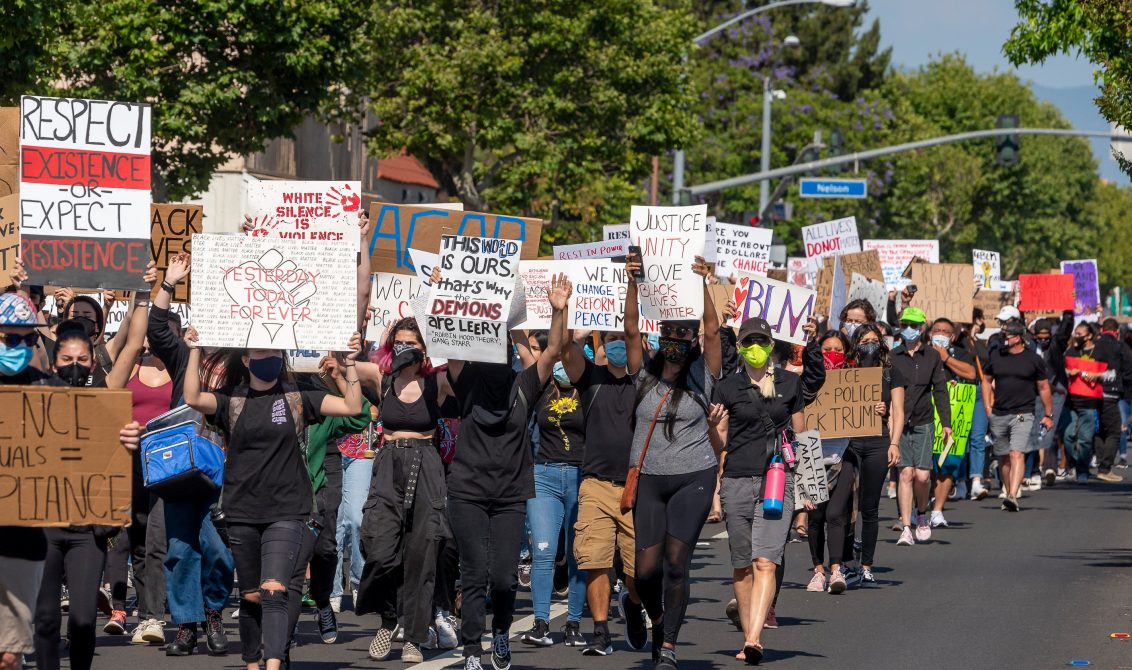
[744, 211, 760, 227]
[995, 115, 1020, 166]
[828, 128, 844, 175]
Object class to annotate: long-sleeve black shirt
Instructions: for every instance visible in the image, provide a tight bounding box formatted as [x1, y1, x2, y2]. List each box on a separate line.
[148, 305, 190, 409]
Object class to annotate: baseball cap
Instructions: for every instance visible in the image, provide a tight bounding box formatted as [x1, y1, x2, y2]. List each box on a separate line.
[899, 307, 926, 324]
[738, 317, 773, 343]
[0, 293, 40, 327]
[996, 305, 1022, 322]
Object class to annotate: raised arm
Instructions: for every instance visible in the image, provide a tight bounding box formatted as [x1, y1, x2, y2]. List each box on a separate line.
[536, 273, 573, 385]
[511, 329, 537, 369]
[561, 331, 589, 384]
[356, 211, 371, 331]
[319, 336, 363, 417]
[694, 255, 721, 378]
[106, 298, 151, 389]
[183, 347, 218, 415]
[624, 253, 643, 375]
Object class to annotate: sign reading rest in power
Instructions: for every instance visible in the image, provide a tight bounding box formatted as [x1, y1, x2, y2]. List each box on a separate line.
[18, 96, 152, 290]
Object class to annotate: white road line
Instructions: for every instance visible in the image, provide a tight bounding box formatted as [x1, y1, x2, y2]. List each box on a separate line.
[413, 601, 569, 669]
[712, 529, 729, 539]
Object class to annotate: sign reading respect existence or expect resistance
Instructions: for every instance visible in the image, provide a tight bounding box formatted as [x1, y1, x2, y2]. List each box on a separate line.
[629, 204, 707, 321]
[19, 96, 152, 291]
[0, 386, 133, 527]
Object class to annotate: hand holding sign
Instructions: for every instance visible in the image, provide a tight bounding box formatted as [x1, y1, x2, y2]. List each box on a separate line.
[222, 249, 319, 349]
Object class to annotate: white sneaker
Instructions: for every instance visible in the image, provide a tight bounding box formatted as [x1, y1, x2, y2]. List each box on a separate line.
[887, 486, 897, 499]
[915, 513, 932, 542]
[896, 526, 914, 546]
[970, 480, 988, 500]
[329, 596, 342, 614]
[1029, 474, 1042, 490]
[423, 626, 439, 650]
[435, 612, 459, 649]
[929, 511, 948, 528]
[131, 619, 165, 645]
[998, 488, 1007, 499]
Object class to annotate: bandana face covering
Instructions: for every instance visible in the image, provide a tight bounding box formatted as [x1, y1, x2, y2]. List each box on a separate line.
[391, 346, 425, 375]
[822, 350, 846, 370]
[658, 336, 691, 364]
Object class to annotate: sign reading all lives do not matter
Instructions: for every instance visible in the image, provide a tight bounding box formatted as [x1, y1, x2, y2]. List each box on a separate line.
[629, 204, 707, 321]
[19, 96, 152, 291]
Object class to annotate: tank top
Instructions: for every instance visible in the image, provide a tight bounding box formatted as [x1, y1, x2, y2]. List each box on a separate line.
[381, 373, 441, 433]
[127, 369, 174, 425]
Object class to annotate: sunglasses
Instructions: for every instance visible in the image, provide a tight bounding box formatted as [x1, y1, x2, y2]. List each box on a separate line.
[660, 325, 693, 338]
[899, 322, 921, 329]
[3, 332, 40, 349]
[740, 335, 772, 347]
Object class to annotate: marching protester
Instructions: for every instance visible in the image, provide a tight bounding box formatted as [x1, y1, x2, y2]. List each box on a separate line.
[961, 308, 993, 499]
[1092, 319, 1132, 482]
[1028, 315, 1072, 487]
[1063, 321, 1101, 483]
[925, 318, 976, 528]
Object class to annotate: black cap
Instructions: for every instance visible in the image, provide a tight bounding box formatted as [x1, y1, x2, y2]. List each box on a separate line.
[738, 317, 773, 343]
[56, 317, 98, 339]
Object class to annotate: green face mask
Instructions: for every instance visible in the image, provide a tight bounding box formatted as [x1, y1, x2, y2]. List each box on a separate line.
[738, 342, 774, 369]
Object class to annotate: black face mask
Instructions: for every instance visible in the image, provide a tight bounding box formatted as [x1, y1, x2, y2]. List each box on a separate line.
[57, 363, 92, 387]
[1074, 336, 1088, 348]
[856, 341, 882, 367]
[391, 347, 424, 376]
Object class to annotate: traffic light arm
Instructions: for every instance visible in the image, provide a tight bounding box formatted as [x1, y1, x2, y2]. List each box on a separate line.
[686, 127, 1132, 197]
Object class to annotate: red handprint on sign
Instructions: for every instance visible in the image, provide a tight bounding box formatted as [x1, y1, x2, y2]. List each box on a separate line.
[326, 184, 360, 214]
[223, 249, 318, 350]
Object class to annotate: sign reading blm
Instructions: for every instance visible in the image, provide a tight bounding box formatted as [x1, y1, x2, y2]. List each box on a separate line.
[19, 96, 152, 291]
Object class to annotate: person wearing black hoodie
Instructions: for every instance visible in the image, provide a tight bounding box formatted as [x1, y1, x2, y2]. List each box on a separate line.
[1093, 319, 1132, 482]
[1029, 313, 1073, 486]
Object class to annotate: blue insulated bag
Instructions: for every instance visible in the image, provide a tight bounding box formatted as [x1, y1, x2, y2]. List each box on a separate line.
[141, 406, 225, 498]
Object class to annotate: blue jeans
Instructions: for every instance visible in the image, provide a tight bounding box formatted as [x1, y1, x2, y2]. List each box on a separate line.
[163, 495, 235, 624]
[1064, 407, 1097, 475]
[967, 386, 989, 480]
[526, 463, 585, 623]
[1119, 399, 1131, 459]
[332, 455, 373, 599]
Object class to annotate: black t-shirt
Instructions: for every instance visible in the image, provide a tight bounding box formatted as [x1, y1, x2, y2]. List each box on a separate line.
[210, 383, 327, 524]
[0, 366, 58, 560]
[448, 363, 546, 503]
[891, 344, 951, 428]
[941, 346, 976, 383]
[575, 359, 637, 481]
[712, 367, 805, 477]
[984, 347, 1048, 415]
[535, 383, 585, 466]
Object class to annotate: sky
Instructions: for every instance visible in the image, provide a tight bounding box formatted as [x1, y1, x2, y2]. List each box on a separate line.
[863, 0, 1127, 183]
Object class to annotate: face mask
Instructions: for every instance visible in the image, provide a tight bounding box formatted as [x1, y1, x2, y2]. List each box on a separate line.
[931, 335, 951, 350]
[604, 340, 628, 368]
[56, 363, 91, 387]
[822, 350, 846, 370]
[0, 342, 34, 376]
[583, 343, 595, 362]
[658, 336, 691, 364]
[391, 346, 424, 375]
[900, 326, 921, 343]
[553, 361, 572, 386]
[392, 342, 417, 357]
[843, 322, 861, 338]
[857, 341, 881, 366]
[647, 334, 660, 351]
[1036, 339, 1051, 351]
[1074, 336, 1087, 348]
[248, 355, 284, 383]
[738, 342, 773, 369]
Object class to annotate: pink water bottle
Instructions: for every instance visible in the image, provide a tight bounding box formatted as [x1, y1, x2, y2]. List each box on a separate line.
[763, 457, 786, 519]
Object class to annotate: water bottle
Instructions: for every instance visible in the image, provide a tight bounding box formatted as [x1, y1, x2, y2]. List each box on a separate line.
[781, 437, 797, 466]
[763, 457, 786, 520]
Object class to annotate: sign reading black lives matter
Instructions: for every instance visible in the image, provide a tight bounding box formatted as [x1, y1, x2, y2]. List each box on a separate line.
[427, 235, 520, 364]
[19, 96, 152, 290]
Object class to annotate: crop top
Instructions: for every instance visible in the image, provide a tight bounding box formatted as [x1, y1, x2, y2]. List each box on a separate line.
[381, 372, 441, 434]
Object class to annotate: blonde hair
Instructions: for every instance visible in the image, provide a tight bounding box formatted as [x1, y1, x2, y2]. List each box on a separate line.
[755, 364, 776, 398]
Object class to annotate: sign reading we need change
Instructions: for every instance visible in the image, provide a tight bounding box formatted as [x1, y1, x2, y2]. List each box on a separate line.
[629, 205, 707, 321]
[19, 96, 152, 290]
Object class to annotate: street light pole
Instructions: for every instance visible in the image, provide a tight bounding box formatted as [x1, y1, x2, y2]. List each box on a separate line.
[758, 77, 773, 214]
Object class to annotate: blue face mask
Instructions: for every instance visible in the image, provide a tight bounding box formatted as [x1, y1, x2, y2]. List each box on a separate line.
[0, 342, 34, 376]
[647, 334, 660, 351]
[900, 326, 921, 343]
[843, 322, 861, 338]
[604, 340, 628, 368]
[931, 335, 951, 350]
[583, 343, 595, 361]
[553, 361, 571, 386]
[248, 355, 284, 383]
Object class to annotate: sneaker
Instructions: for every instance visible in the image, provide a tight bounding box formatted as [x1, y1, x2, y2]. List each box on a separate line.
[134, 618, 165, 644]
[402, 641, 424, 664]
[806, 570, 828, 592]
[622, 592, 648, 650]
[915, 512, 931, 542]
[970, 480, 988, 500]
[1097, 471, 1123, 482]
[97, 586, 112, 616]
[1118, 457, 1129, 469]
[764, 606, 779, 629]
[827, 570, 847, 595]
[724, 598, 741, 631]
[890, 519, 904, 532]
[998, 488, 1007, 499]
[1077, 473, 1090, 484]
[1090, 456, 1098, 468]
[842, 565, 862, 589]
[582, 625, 612, 656]
[464, 655, 484, 670]
[165, 625, 198, 656]
[563, 621, 585, 647]
[368, 626, 396, 661]
[929, 511, 948, 528]
[896, 526, 914, 546]
[317, 605, 338, 644]
[435, 611, 459, 650]
[1043, 469, 1057, 487]
[352, 587, 359, 611]
[329, 595, 341, 614]
[104, 609, 128, 635]
[656, 646, 678, 669]
[302, 588, 316, 608]
[887, 485, 896, 499]
[955, 481, 968, 500]
[861, 567, 878, 587]
[521, 619, 552, 647]
[491, 631, 512, 670]
[1002, 496, 1020, 512]
[517, 559, 532, 589]
[395, 625, 405, 643]
[423, 627, 439, 650]
[203, 609, 228, 655]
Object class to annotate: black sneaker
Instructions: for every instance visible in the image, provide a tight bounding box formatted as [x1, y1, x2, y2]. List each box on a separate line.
[582, 624, 612, 656]
[656, 646, 678, 669]
[623, 594, 648, 650]
[553, 557, 569, 598]
[520, 619, 552, 647]
[204, 609, 228, 655]
[165, 625, 198, 656]
[650, 623, 664, 663]
[317, 606, 338, 644]
[491, 631, 512, 670]
[563, 621, 585, 647]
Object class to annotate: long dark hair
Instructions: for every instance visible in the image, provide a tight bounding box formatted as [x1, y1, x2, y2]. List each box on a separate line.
[200, 348, 292, 391]
[638, 331, 707, 441]
[850, 323, 890, 369]
[53, 329, 94, 365]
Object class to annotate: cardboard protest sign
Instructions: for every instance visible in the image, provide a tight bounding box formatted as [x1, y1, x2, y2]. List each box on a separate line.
[816, 249, 883, 317]
[425, 236, 520, 363]
[973, 290, 1015, 319]
[730, 273, 815, 345]
[603, 224, 629, 241]
[972, 249, 1000, 290]
[1060, 259, 1100, 315]
[908, 263, 975, 324]
[1018, 273, 1076, 313]
[367, 202, 542, 275]
[629, 205, 707, 320]
[0, 386, 132, 526]
[863, 239, 939, 289]
[713, 222, 772, 277]
[19, 96, 152, 290]
[564, 260, 660, 334]
[246, 180, 362, 245]
[933, 382, 976, 462]
[803, 367, 884, 438]
[802, 216, 860, 268]
[848, 272, 888, 321]
[552, 240, 627, 261]
[190, 233, 357, 351]
[516, 260, 561, 330]
[370, 272, 424, 331]
[149, 204, 203, 302]
[793, 430, 829, 506]
[0, 193, 17, 273]
[1066, 357, 1106, 399]
[0, 107, 17, 167]
[287, 349, 327, 374]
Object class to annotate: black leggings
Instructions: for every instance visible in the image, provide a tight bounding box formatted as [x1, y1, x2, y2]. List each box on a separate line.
[633, 467, 715, 646]
[847, 436, 889, 567]
[807, 460, 857, 567]
[34, 527, 107, 670]
[229, 520, 306, 662]
[308, 453, 342, 608]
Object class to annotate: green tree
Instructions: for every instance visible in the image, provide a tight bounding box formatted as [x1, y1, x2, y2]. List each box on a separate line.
[0, 0, 358, 201]
[354, 0, 700, 242]
[1090, 180, 1132, 290]
[1005, 0, 1132, 176]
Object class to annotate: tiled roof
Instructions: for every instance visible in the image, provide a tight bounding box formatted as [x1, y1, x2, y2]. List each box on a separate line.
[377, 151, 439, 189]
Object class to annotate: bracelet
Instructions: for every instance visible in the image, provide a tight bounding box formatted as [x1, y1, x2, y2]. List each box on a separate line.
[160, 281, 176, 294]
[134, 299, 151, 307]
